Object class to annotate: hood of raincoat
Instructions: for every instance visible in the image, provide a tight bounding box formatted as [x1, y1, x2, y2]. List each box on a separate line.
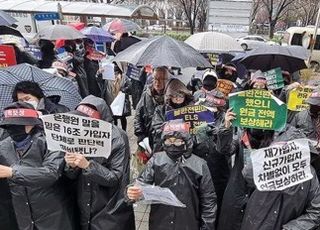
[70, 95, 114, 122]
[0, 102, 42, 127]
[164, 78, 193, 106]
[161, 121, 193, 158]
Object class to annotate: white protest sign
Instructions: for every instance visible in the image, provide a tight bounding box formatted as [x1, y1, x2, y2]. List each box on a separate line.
[251, 139, 313, 191]
[138, 184, 186, 208]
[101, 63, 115, 80]
[41, 113, 112, 158]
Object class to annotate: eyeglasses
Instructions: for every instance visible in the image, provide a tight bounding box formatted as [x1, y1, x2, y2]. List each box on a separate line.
[164, 138, 185, 147]
[170, 93, 184, 99]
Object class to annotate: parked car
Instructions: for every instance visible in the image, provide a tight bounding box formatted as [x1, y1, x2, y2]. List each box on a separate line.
[236, 35, 267, 50]
[282, 26, 320, 71]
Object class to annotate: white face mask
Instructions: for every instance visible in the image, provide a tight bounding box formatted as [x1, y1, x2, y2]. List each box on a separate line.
[207, 106, 218, 112]
[26, 100, 38, 110]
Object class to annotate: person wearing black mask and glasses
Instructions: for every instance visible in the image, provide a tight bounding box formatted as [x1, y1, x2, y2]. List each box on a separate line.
[152, 78, 194, 152]
[127, 120, 217, 230]
[0, 102, 74, 230]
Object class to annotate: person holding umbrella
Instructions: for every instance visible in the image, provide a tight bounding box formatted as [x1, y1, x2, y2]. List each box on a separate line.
[0, 102, 75, 230]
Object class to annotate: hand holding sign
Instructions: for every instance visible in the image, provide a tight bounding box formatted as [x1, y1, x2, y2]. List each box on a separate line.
[41, 113, 112, 159]
[224, 108, 236, 129]
[229, 89, 287, 131]
[65, 152, 90, 169]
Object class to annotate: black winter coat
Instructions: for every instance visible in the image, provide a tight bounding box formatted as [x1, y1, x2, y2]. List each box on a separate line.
[0, 132, 74, 230]
[217, 126, 320, 230]
[134, 87, 163, 146]
[72, 54, 89, 98]
[65, 125, 135, 230]
[138, 152, 217, 230]
[38, 96, 70, 115]
[84, 57, 101, 97]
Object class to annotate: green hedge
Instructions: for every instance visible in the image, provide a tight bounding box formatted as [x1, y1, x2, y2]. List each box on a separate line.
[136, 31, 191, 41]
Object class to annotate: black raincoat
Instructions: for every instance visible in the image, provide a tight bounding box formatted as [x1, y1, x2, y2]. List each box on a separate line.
[217, 125, 320, 230]
[65, 95, 135, 230]
[83, 57, 101, 97]
[192, 112, 230, 224]
[38, 96, 70, 115]
[72, 53, 89, 98]
[134, 87, 164, 146]
[138, 151, 217, 230]
[0, 131, 74, 230]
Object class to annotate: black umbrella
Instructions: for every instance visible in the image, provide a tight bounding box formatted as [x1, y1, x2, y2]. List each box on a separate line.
[113, 35, 212, 68]
[0, 64, 82, 114]
[0, 11, 17, 27]
[239, 45, 309, 73]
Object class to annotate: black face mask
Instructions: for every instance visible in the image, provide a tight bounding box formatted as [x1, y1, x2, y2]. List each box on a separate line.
[170, 101, 185, 109]
[164, 144, 186, 159]
[203, 84, 216, 91]
[6, 125, 28, 142]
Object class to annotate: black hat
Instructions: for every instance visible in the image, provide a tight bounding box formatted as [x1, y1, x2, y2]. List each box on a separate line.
[0, 102, 42, 127]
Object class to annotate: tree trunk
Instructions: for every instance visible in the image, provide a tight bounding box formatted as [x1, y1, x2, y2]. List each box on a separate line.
[269, 20, 276, 39]
[190, 25, 194, 34]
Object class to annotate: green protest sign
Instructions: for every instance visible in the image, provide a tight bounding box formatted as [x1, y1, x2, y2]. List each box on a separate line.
[264, 67, 284, 90]
[229, 89, 287, 131]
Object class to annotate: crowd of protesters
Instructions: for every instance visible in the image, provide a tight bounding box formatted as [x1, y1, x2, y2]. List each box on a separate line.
[0, 30, 320, 230]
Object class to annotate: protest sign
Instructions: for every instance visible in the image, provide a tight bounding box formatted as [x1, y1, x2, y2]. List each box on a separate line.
[41, 113, 112, 158]
[101, 63, 115, 80]
[251, 139, 313, 191]
[165, 105, 215, 134]
[138, 183, 186, 208]
[0, 45, 16, 67]
[126, 64, 141, 81]
[25, 45, 42, 60]
[264, 67, 284, 90]
[287, 86, 313, 111]
[229, 89, 287, 131]
[217, 79, 234, 97]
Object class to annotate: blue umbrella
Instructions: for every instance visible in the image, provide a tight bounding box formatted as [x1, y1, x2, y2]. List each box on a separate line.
[0, 64, 82, 114]
[81, 26, 114, 43]
[0, 11, 17, 27]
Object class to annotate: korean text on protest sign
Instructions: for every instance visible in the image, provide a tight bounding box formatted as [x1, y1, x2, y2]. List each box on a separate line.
[288, 86, 313, 111]
[165, 105, 215, 134]
[126, 63, 141, 81]
[0, 45, 17, 67]
[229, 89, 287, 131]
[41, 113, 112, 159]
[251, 139, 313, 191]
[264, 67, 284, 90]
[217, 79, 234, 97]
